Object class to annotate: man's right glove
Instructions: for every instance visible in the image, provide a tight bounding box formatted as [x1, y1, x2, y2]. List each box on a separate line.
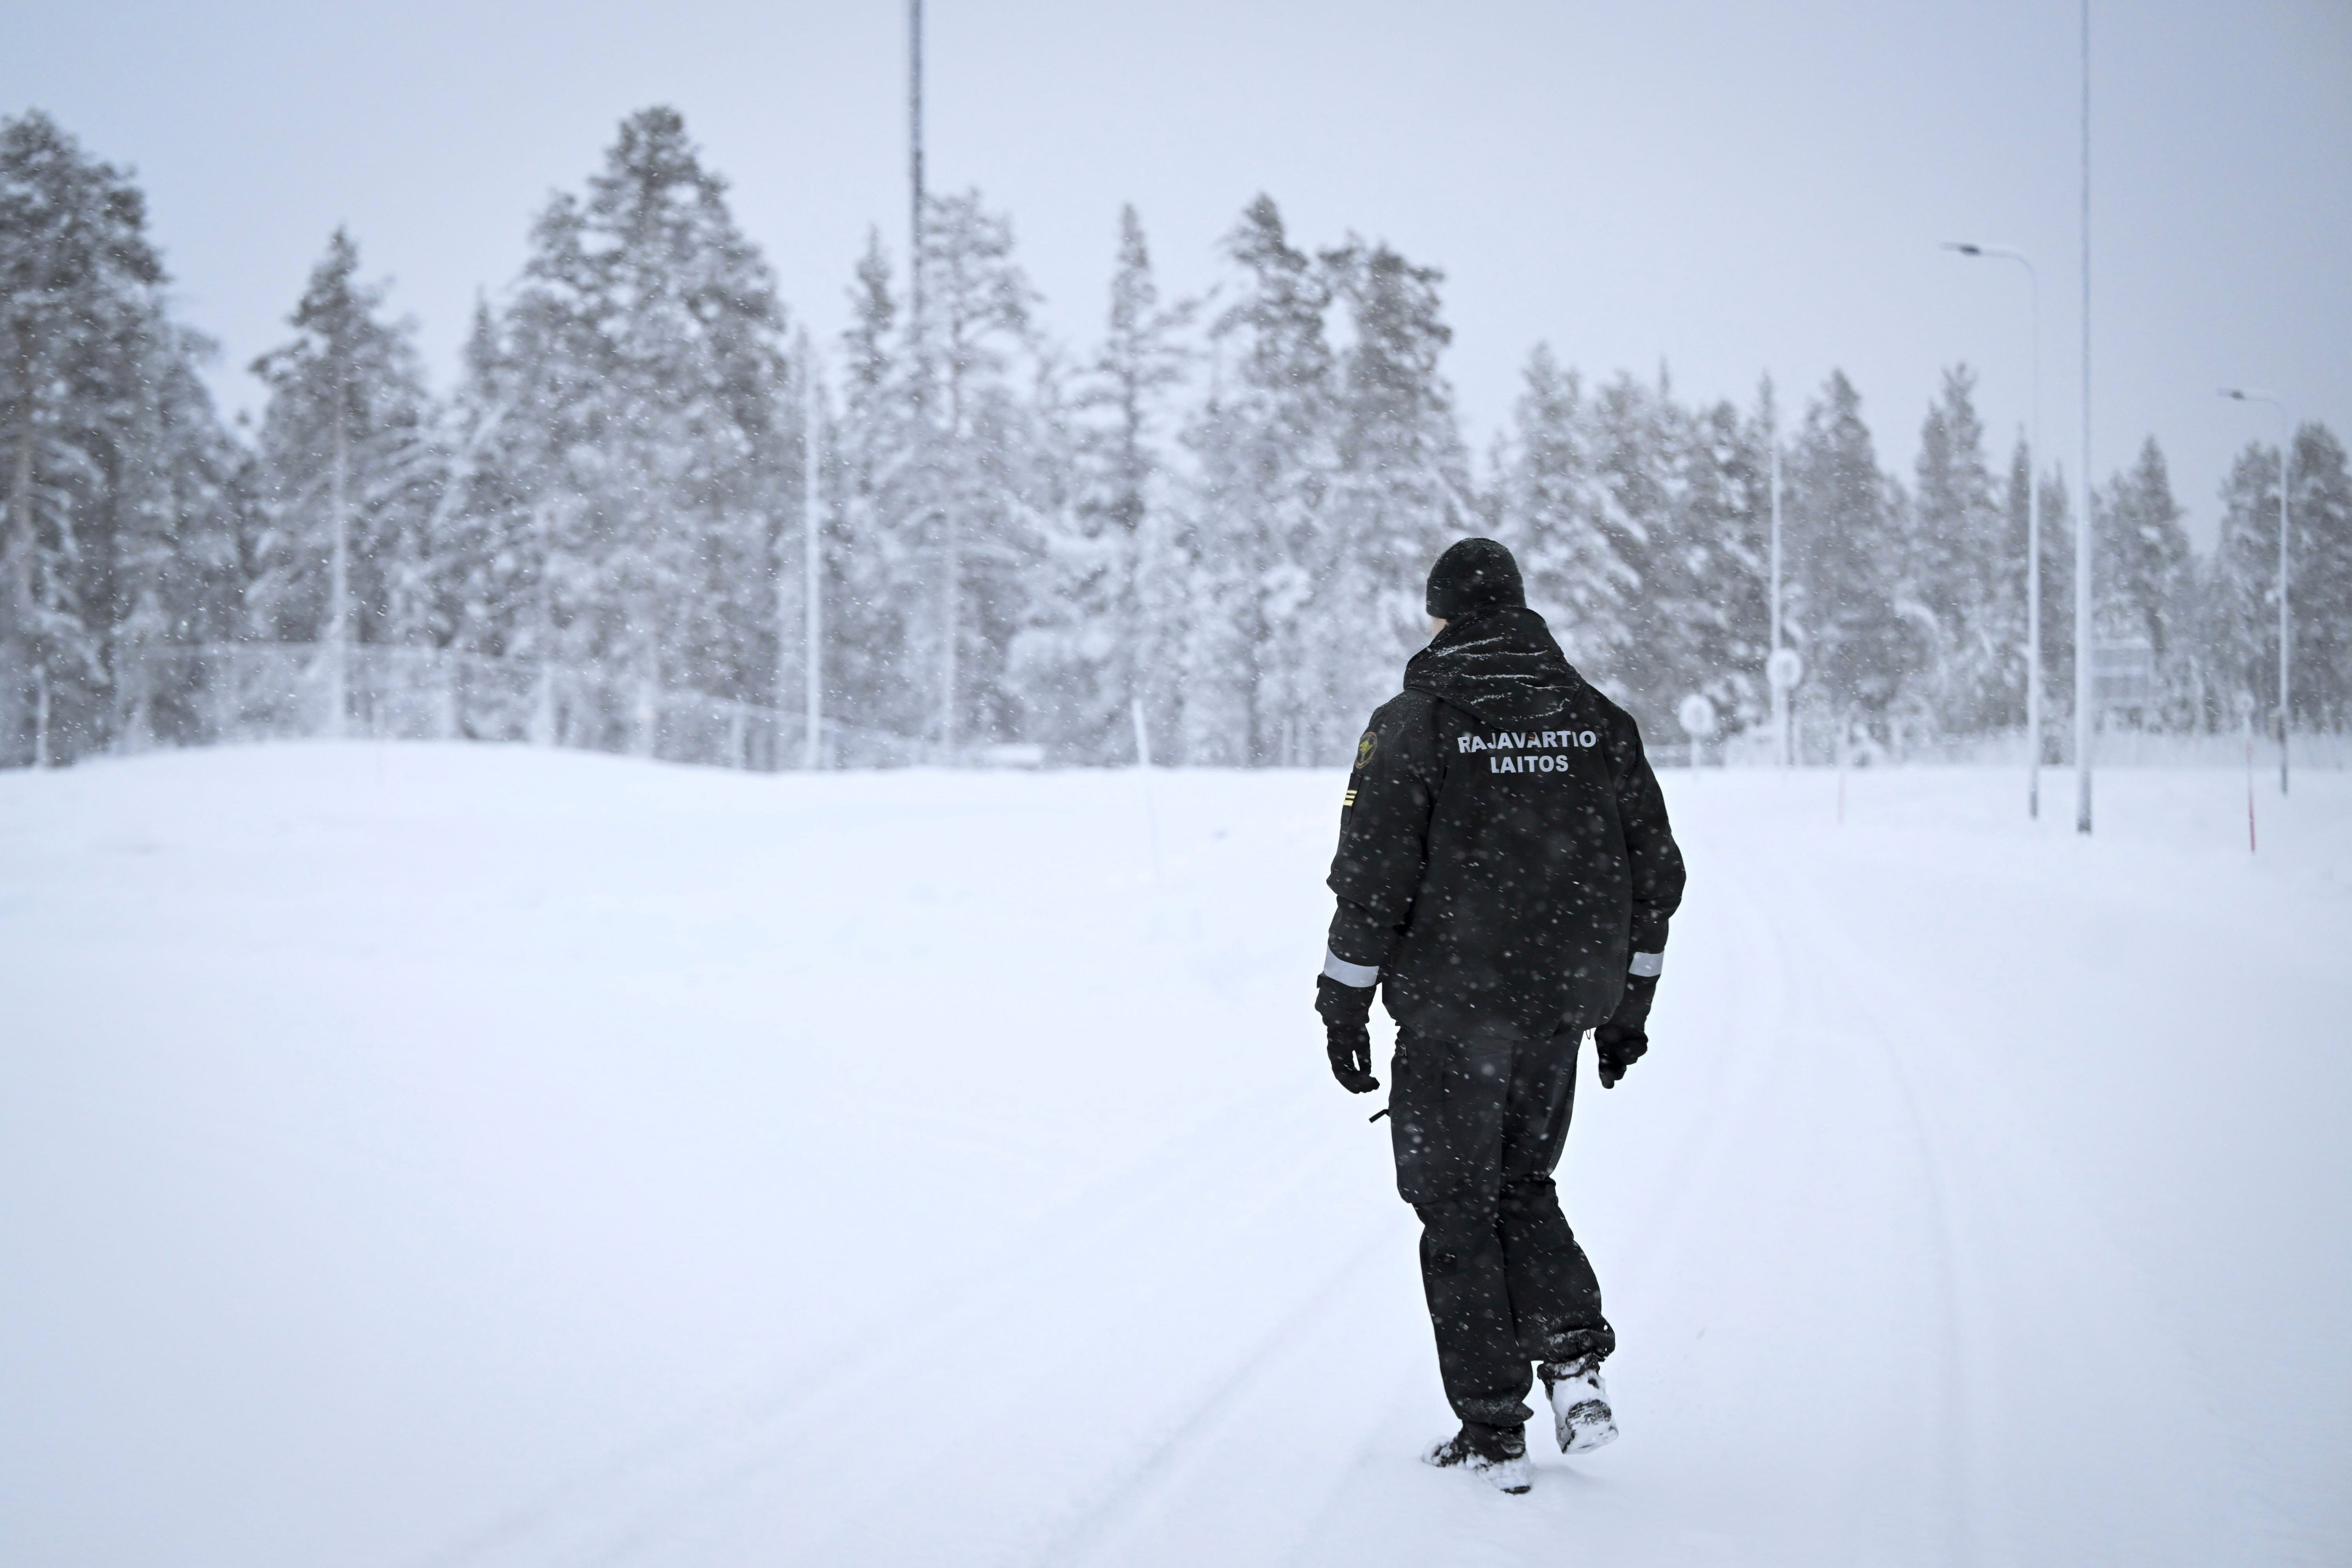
[1315, 974, 1381, 1094]
[1593, 973, 1657, 1090]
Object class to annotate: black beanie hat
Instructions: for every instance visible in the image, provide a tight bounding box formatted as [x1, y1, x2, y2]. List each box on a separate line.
[1425, 538, 1525, 621]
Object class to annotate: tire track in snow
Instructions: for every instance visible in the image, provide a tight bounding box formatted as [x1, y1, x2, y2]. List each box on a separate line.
[1015, 1216, 1398, 1568]
[407, 1080, 1317, 1568]
[1601, 833, 1800, 1290]
[416, 1080, 1381, 1568]
[1737, 843, 1979, 1565]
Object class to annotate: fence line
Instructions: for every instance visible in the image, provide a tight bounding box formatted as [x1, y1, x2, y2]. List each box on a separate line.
[52, 643, 2352, 774]
[117, 643, 928, 770]
[1701, 720, 2351, 770]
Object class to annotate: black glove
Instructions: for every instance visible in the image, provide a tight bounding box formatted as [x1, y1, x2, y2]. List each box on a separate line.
[1315, 974, 1380, 1094]
[1594, 973, 1656, 1090]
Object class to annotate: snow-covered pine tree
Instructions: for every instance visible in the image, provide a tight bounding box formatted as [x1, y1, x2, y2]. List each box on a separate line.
[1015, 205, 1193, 762]
[1314, 237, 1468, 756]
[909, 189, 1051, 754]
[107, 320, 248, 752]
[2092, 437, 2193, 728]
[1492, 345, 1631, 674]
[499, 107, 793, 754]
[2205, 440, 2284, 733]
[1182, 195, 1336, 766]
[2034, 459, 2076, 742]
[826, 230, 926, 742]
[2278, 424, 2350, 731]
[1999, 436, 2070, 752]
[2199, 425, 2350, 736]
[1908, 365, 2016, 735]
[0, 110, 240, 765]
[1666, 390, 1772, 737]
[247, 229, 446, 731]
[425, 300, 533, 670]
[1782, 370, 1920, 736]
[1583, 370, 1675, 721]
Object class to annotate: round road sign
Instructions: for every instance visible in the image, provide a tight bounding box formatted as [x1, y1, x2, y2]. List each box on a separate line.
[1677, 693, 1718, 740]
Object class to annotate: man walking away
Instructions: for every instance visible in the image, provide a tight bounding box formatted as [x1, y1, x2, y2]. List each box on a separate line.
[1314, 538, 1685, 1494]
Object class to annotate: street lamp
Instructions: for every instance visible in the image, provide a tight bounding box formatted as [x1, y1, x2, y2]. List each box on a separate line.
[1943, 241, 2043, 819]
[2219, 387, 2293, 794]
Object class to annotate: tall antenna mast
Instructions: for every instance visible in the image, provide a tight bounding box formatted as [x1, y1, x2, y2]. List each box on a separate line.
[909, 0, 925, 347]
[2074, 0, 2094, 834]
[907, 0, 957, 755]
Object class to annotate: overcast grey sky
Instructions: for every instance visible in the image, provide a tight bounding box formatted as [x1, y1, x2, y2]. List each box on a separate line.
[9, 0, 2346, 543]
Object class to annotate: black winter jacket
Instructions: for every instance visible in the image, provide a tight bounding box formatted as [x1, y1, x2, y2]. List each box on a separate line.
[1323, 606, 1686, 1043]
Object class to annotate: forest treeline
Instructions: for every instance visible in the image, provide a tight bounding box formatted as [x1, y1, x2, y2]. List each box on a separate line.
[4, 105, 2346, 768]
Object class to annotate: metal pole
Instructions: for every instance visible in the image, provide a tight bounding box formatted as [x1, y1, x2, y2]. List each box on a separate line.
[908, 0, 954, 759]
[2075, 0, 2094, 834]
[803, 354, 824, 771]
[1770, 437, 1786, 765]
[908, 0, 924, 335]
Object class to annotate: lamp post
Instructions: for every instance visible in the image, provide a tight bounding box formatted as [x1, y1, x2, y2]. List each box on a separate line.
[2219, 387, 2293, 795]
[2075, 0, 2094, 833]
[1942, 241, 2043, 819]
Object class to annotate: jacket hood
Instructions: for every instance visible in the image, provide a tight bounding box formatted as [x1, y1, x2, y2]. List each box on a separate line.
[1403, 605, 1584, 725]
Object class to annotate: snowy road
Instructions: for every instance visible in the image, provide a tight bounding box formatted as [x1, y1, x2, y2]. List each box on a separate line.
[3, 746, 2346, 1566]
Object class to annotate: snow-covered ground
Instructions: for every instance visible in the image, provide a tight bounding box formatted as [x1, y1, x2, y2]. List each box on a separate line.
[3, 744, 2346, 1567]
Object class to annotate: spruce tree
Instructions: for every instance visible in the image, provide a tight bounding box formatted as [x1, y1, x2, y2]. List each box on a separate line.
[2000, 437, 2071, 747]
[1183, 195, 1336, 765]
[429, 300, 533, 668]
[2282, 424, 2350, 730]
[1667, 392, 1772, 735]
[1493, 345, 1630, 670]
[2205, 423, 2352, 735]
[1909, 366, 2013, 733]
[2092, 436, 2192, 726]
[910, 188, 1048, 753]
[248, 228, 446, 734]
[1315, 237, 1468, 753]
[1015, 205, 1192, 761]
[828, 230, 923, 741]
[1584, 371, 1675, 720]
[1783, 370, 1918, 733]
[499, 107, 792, 754]
[2206, 441, 2284, 729]
[0, 110, 238, 764]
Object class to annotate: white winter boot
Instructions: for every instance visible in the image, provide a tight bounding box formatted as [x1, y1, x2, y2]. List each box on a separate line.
[1423, 1420, 1533, 1494]
[1540, 1355, 1619, 1454]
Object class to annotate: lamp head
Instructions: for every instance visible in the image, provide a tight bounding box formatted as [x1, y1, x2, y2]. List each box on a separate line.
[1942, 242, 1984, 256]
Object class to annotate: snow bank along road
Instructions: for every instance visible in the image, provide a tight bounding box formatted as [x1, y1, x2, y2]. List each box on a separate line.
[3, 745, 2346, 1567]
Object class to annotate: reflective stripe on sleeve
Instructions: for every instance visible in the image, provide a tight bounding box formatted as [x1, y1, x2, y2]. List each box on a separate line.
[1628, 951, 1664, 978]
[1322, 949, 1380, 988]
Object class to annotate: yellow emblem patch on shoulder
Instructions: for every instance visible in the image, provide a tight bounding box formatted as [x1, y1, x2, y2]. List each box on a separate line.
[1354, 728, 1379, 770]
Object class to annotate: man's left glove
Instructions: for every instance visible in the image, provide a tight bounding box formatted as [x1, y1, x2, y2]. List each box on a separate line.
[1594, 973, 1657, 1090]
[1315, 974, 1381, 1094]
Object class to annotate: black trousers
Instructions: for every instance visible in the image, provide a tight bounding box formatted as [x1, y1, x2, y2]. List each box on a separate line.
[1389, 1025, 1614, 1426]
